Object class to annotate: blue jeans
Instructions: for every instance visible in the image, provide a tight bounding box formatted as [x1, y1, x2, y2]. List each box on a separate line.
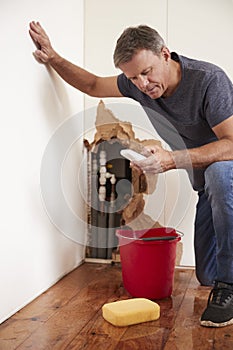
[194, 160, 233, 286]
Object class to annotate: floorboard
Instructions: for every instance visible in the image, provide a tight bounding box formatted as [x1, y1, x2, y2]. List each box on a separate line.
[0, 263, 232, 349]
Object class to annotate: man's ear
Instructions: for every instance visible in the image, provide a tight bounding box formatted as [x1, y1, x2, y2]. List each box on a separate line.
[161, 46, 170, 61]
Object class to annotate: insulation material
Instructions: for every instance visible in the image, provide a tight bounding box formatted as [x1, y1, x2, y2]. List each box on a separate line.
[121, 193, 162, 231]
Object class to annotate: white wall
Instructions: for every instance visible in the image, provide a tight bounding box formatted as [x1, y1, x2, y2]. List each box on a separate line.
[0, 0, 85, 324]
[84, 0, 233, 266]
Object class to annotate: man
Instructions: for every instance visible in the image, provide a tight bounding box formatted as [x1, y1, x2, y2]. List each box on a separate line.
[29, 21, 233, 327]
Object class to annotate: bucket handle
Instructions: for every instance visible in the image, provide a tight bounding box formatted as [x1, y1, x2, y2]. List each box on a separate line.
[141, 230, 183, 241]
[142, 235, 179, 241]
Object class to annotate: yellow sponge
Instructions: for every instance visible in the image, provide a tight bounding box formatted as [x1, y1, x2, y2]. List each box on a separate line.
[102, 298, 160, 327]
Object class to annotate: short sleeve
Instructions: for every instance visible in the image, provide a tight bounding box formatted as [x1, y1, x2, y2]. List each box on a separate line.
[117, 74, 134, 97]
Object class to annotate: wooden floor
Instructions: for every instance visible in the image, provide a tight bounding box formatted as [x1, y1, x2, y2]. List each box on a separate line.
[0, 263, 233, 350]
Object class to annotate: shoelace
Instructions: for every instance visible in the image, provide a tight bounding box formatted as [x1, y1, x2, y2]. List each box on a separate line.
[208, 285, 233, 306]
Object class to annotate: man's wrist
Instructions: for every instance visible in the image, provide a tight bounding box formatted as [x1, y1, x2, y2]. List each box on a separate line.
[170, 149, 192, 169]
[48, 50, 60, 65]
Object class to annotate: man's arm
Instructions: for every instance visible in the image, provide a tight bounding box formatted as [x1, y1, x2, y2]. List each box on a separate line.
[29, 21, 123, 98]
[132, 115, 233, 173]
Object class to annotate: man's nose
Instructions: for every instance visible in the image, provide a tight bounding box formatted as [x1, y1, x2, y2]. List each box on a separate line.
[137, 75, 149, 89]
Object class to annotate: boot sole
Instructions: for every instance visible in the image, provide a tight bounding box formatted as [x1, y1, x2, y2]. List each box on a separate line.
[200, 317, 233, 328]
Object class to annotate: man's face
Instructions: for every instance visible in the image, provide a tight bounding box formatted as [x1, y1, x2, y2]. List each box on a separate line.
[119, 48, 170, 99]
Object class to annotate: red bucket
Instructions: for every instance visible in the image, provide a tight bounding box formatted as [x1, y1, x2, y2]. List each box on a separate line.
[116, 227, 182, 299]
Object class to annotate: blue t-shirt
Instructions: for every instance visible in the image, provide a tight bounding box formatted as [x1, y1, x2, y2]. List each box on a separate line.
[117, 52, 233, 191]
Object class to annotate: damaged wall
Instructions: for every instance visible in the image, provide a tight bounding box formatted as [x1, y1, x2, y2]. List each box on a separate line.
[84, 101, 183, 264]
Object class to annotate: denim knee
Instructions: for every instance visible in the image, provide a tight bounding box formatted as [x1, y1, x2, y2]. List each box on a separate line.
[204, 161, 233, 199]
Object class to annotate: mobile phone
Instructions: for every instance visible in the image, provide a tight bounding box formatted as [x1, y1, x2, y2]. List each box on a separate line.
[120, 149, 146, 162]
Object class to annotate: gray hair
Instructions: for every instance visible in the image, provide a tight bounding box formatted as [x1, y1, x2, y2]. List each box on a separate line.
[113, 25, 166, 68]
